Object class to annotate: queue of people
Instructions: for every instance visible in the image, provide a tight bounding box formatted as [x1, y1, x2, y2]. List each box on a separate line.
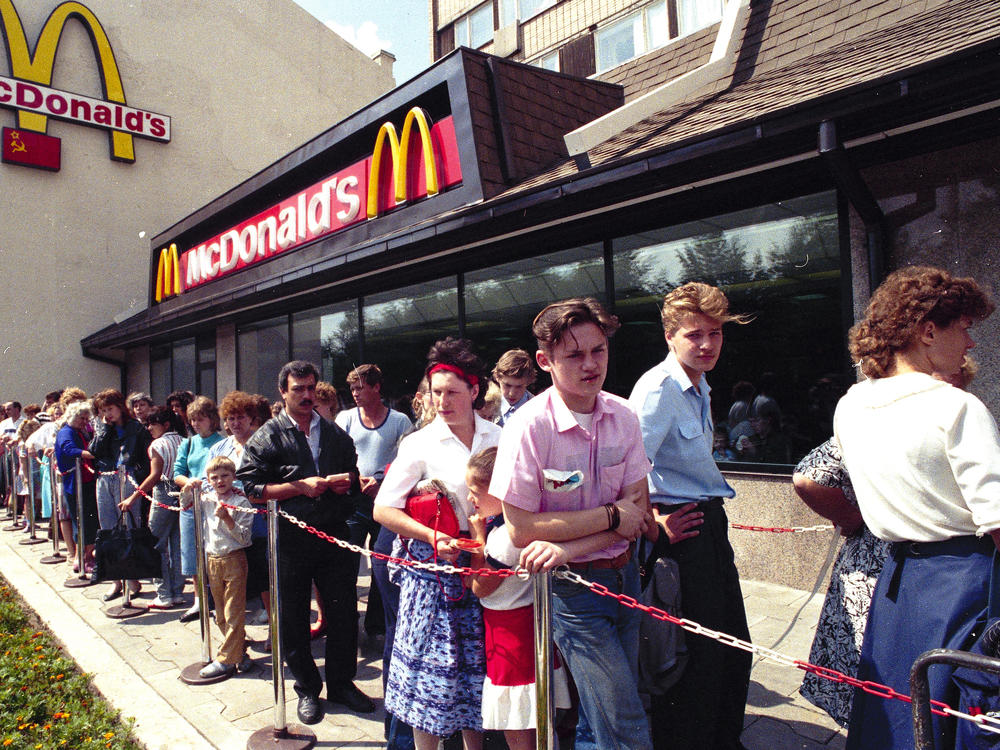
[1, 264, 997, 750]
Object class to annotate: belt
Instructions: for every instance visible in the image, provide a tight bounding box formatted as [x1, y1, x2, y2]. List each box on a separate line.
[566, 548, 631, 571]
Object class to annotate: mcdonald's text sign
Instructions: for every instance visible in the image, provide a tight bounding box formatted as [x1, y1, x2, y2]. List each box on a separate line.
[155, 108, 461, 301]
[0, 1, 171, 165]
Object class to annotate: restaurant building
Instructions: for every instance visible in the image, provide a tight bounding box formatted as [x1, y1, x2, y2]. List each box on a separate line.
[84, 0, 1000, 586]
[0, 0, 394, 400]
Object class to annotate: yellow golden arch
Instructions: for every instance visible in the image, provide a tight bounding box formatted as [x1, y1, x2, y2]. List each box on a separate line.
[366, 106, 441, 220]
[0, 0, 134, 161]
[155, 244, 181, 302]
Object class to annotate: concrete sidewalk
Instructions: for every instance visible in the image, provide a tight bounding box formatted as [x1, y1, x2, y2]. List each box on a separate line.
[0, 519, 845, 750]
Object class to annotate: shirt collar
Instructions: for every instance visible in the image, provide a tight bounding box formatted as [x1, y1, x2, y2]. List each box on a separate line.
[279, 409, 321, 434]
[664, 351, 711, 397]
[427, 413, 495, 443]
[548, 387, 609, 433]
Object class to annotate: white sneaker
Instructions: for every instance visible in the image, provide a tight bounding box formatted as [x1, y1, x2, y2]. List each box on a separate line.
[198, 660, 235, 679]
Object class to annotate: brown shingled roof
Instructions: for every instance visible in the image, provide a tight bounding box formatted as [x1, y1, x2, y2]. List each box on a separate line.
[506, 0, 1000, 194]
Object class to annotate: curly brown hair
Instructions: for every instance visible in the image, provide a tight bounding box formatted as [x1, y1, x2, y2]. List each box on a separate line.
[218, 390, 257, 420]
[849, 266, 995, 379]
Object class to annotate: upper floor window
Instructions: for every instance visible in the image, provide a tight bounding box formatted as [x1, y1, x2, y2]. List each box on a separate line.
[596, 1, 668, 73]
[455, 2, 494, 49]
[537, 50, 560, 71]
[677, 0, 723, 36]
[500, 0, 556, 27]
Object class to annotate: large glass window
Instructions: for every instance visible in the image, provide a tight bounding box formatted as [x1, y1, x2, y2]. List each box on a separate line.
[464, 245, 605, 385]
[361, 278, 459, 406]
[237, 316, 290, 401]
[613, 191, 848, 466]
[292, 301, 360, 393]
[171, 338, 196, 395]
[150, 345, 171, 404]
[596, 1, 669, 73]
[500, 0, 556, 26]
[196, 332, 217, 401]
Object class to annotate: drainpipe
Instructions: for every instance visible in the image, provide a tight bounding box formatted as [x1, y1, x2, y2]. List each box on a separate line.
[818, 119, 886, 293]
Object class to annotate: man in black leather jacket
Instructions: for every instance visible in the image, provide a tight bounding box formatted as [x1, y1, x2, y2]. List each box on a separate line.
[237, 360, 375, 724]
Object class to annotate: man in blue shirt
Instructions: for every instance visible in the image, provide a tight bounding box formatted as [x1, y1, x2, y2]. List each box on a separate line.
[492, 348, 536, 426]
[628, 282, 751, 750]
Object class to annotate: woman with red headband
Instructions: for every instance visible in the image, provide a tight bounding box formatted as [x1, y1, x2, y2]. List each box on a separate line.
[374, 337, 501, 750]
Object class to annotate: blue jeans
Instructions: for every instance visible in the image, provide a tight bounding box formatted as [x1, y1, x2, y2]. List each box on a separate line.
[148, 481, 184, 600]
[179, 507, 196, 577]
[551, 556, 651, 750]
[96, 472, 141, 530]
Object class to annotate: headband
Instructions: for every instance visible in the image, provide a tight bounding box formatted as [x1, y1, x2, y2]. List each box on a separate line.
[428, 363, 479, 389]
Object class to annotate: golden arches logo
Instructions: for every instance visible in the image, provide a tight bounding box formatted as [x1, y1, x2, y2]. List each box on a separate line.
[0, 0, 134, 161]
[366, 107, 440, 220]
[155, 243, 181, 302]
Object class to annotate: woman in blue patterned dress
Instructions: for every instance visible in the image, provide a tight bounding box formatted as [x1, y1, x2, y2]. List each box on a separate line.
[374, 338, 501, 750]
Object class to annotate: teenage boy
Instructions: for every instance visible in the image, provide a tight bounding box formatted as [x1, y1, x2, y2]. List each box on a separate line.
[492, 349, 537, 426]
[199, 456, 253, 678]
[628, 281, 751, 750]
[490, 297, 655, 750]
[336, 364, 412, 636]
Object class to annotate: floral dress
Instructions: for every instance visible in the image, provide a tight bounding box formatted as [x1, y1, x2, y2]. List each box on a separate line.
[797, 438, 890, 727]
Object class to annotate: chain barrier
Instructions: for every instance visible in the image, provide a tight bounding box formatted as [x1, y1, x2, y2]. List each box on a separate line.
[105, 474, 998, 734]
[730, 523, 835, 533]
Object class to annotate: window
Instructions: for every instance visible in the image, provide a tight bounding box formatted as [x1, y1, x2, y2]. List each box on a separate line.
[676, 0, 723, 36]
[292, 301, 360, 391]
[237, 316, 290, 400]
[536, 50, 559, 71]
[500, 0, 556, 26]
[150, 345, 171, 404]
[361, 278, 459, 403]
[464, 245, 604, 379]
[595, 1, 668, 73]
[454, 2, 494, 49]
[149, 335, 216, 401]
[612, 191, 849, 467]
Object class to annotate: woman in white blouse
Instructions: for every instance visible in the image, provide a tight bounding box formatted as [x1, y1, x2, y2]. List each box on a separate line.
[374, 338, 501, 750]
[834, 266, 1000, 750]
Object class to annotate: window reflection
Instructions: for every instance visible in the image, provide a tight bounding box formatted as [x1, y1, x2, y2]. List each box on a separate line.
[464, 245, 605, 382]
[292, 302, 359, 392]
[237, 316, 289, 400]
[613, 191, 848, 466]
[362, 278, 458, 406]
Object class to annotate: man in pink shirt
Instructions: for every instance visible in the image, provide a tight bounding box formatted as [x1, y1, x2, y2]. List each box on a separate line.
[490, 297, 655, 750]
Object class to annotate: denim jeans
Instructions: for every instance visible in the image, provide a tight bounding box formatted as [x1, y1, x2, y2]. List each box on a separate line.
[179, 506, 196, 577]
[551, 555, 652, 750]
[148, 481, 184, 600]
[96, 472, 141, 531]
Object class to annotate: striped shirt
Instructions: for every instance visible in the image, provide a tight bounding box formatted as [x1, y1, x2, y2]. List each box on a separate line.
[149, 431, 183, 481]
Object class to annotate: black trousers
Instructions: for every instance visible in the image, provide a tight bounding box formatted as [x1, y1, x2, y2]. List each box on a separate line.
[651, 498, 752, 750]
[278, 526, 358, 699]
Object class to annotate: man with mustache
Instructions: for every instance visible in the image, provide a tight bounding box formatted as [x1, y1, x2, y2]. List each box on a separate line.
[238, 360, 375, 725]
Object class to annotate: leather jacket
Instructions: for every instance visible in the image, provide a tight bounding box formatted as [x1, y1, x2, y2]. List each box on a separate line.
[237, 411, 362, 547]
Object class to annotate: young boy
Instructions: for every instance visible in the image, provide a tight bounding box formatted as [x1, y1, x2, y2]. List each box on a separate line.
[628, 282, 751, 750]
[492, 348, 537, 426]
[199, 456, 253, 678]
[489, 297, 655, 750]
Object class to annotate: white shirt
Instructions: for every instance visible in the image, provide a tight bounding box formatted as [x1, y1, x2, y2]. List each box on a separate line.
[280, 410, 321, 467]
[834, 372, 1000, 541]
[375, 415, 501, 530]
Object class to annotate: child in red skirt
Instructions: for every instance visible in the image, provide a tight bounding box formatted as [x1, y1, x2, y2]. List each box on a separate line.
[466, 447, 620, 749]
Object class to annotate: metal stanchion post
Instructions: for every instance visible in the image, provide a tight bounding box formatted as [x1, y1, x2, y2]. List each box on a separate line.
[64, 459, 95, 588]
[3, 448, 21, 531]
[19, 452, 45, 546]
[3, 450, 12, 519]
[181, 485, 231, 683]
[105, 467, 143, 619]
[533, 570, 556, 750]
[40, 459, 66, 563]
[247, 499, 315, 750]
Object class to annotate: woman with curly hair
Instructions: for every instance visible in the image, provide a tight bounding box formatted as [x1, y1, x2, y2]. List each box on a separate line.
[833, 266, 1000, 750]
[374, 337, 501, 750]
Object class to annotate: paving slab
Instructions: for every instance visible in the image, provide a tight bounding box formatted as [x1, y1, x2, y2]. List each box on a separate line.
[0, 520, 849, 749]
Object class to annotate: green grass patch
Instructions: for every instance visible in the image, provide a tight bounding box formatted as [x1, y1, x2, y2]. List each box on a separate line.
[0, 574, 143, 750]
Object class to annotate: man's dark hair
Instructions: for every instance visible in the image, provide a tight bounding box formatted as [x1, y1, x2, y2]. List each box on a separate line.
[45, 390, 63, 404]
[9, 401, 20, 411]
[346, 364, 383, 388]
[279, 360, 320, 392]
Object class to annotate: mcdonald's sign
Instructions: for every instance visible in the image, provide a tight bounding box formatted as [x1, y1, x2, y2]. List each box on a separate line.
[0, 0, 171, 167]
[155, 107, 461, 301]
[154, 244, 181, 302]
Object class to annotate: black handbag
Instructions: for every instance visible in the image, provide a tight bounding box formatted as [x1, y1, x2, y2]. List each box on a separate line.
[94, 510, 162, 581]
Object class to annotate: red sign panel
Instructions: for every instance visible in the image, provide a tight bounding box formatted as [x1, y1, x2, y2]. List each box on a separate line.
[2, 127, 60, 171]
